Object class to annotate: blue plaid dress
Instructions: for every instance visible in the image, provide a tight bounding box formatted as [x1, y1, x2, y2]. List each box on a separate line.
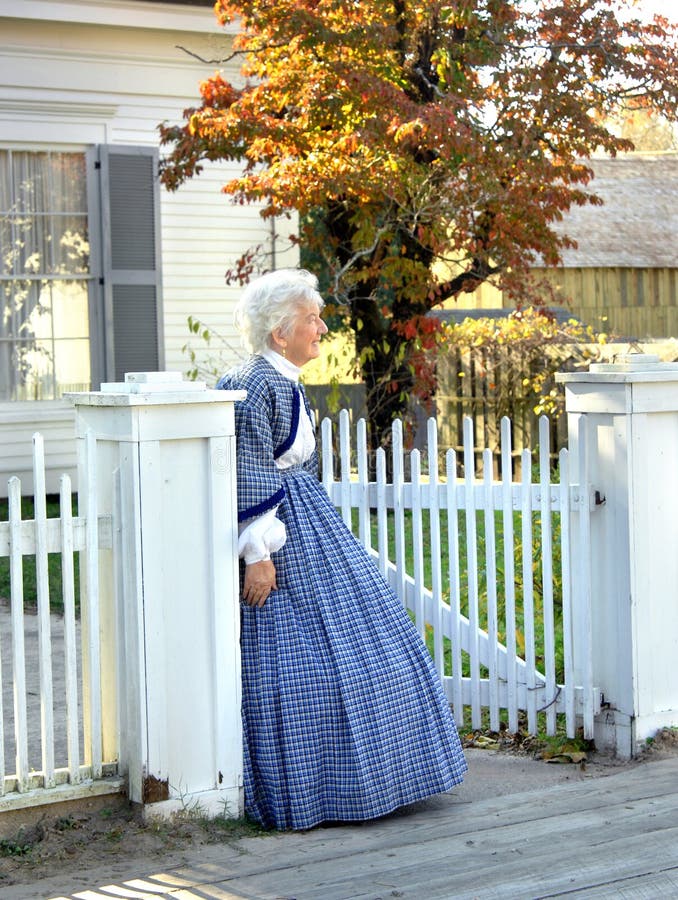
[218, 356, 467, 830]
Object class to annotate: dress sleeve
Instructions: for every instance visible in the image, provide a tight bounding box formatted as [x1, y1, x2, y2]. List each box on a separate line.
[232, 391, 285, 524]
[237, 506, 286, 564]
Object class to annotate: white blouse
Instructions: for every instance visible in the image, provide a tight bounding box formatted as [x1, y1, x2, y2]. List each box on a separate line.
[237, 349, 315, 564]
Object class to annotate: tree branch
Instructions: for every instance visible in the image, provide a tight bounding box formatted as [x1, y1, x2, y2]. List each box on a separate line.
[176, 37, 292, 66]
[437, 259, 503, 300]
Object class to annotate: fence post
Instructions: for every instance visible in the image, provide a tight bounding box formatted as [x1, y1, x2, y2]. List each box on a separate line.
[70, 372, 244, 818]
[558, 354, 678, 758]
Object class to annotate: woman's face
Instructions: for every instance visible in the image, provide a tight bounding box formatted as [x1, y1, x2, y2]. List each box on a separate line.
[276, 302, 328, 367]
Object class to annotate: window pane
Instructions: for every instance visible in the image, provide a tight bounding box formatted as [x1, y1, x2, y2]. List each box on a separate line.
[0, 150, 91, 400]
[1, 277, 39, 341]
[52, 338, 91, 394]
[47, 280, 89, 339]
[11, 152, 50, 213]
[8, 214, 51, 274]
[50, 154, 87, 213]
[0, 150, 10, 212]
[0, 216, 12, 275]
[14, 338, 56, 400]
[52, 214, 89, 274]
[0, 278, 90, 400]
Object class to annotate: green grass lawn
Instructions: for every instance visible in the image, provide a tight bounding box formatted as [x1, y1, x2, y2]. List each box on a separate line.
[353, 506, 565, 683]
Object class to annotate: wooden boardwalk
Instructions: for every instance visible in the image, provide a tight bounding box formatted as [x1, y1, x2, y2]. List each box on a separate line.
[7, 754, 678, 900]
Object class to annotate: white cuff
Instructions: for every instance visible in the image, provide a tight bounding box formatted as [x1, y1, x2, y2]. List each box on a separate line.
[238, 506, 286, 564]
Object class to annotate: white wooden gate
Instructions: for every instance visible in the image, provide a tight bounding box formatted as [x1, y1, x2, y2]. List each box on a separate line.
[0, 432, 120, 808]
[320, 412, 601, 739]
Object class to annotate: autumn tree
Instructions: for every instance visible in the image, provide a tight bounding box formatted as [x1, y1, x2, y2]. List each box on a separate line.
[159, 0, 678, 451]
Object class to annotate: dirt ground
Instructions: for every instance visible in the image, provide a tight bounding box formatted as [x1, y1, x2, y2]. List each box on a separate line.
[2, 727, 678, 891]
[0, 790, 264, 890]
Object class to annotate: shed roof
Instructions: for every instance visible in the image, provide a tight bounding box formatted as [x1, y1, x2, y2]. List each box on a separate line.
[430, 307, 581, 326]
[554, 154, 678, 269]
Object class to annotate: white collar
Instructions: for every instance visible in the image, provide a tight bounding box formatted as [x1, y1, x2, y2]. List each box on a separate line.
[262, 348, 302, 383]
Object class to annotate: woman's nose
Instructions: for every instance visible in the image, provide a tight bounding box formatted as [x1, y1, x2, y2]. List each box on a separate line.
[319, 319, 329, 334]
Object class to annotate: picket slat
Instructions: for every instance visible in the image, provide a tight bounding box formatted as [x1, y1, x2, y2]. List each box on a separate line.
[357, 418, 371, 553]
[60, 474, 81, 783]
[501, 418, 518, 733]
[392, 420, 407, 609]
[339, 410, 352, 529]
[376, 448, 388, 579]
[427, 419, 445, 679]
[559, 448, 576, 738]
[411, 451, 425, 639]
[8, 477, 29, 791]
[521, 449, 538, 734]
[84, 430, 103, 779]
[539, 417, 557, 735]
[321, 417, 333, 497]
[446, 450, 464, 727]
[33, 433, 56, 787]
[463, 418, 482, 730]
[483, 449, 500, 732]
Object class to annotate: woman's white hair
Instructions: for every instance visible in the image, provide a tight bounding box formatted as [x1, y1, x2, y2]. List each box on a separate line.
[234, 268, 324, 355]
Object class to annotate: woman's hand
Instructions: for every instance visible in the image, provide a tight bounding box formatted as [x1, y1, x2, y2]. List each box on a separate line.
[243, 560, 278, 607]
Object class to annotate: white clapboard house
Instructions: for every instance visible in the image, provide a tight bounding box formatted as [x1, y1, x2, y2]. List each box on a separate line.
[0, 0, 293, 494]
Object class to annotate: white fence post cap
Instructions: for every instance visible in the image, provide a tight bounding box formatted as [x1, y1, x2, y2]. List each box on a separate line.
[66, 374, 244, 407]
[588, 353, 678, 374]
[99, 371, 207, 394]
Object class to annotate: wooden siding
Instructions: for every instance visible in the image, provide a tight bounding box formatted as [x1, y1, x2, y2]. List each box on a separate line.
[0, 4, 289, 488]
[447, 267, 678, 340]
[0, 402, 77, 497]
[539, 266, 678, 339]
[161, 163, 299, 378]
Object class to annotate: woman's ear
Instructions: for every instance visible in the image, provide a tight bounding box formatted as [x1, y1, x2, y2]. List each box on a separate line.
[270, 328, 287, 354]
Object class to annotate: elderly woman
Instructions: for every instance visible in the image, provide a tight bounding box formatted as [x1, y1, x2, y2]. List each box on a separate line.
[217, 268, 466, 831]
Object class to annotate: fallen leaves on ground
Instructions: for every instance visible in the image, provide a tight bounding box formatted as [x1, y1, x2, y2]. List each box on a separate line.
[461, 725, 592, 764]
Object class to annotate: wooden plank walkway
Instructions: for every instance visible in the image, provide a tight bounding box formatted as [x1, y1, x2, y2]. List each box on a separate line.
[8, 754, 678, 900]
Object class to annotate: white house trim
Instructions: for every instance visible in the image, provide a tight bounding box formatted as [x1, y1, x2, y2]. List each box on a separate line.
[0, 0, 232, 33]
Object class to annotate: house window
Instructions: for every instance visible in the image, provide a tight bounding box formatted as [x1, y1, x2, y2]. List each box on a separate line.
[0, 150, 91, 400]
[0, 146, 163, 401]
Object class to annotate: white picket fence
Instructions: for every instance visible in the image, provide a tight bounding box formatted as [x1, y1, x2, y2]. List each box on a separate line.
[0, 432, 119, 805]
[0, 412, 599, 811]
[320, 412, 600, 740]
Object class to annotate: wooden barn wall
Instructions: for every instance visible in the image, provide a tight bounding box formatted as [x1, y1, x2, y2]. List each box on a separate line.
[537, 267, 678, 340]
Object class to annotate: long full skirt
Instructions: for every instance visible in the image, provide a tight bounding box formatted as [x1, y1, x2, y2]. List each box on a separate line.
[240, 467, 467, 830]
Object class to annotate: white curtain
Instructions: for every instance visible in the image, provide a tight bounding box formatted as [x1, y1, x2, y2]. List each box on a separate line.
[0, 151, 89, 400]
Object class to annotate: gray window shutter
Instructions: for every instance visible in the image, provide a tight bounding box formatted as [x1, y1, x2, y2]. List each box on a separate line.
[89, 145, 164, 384]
